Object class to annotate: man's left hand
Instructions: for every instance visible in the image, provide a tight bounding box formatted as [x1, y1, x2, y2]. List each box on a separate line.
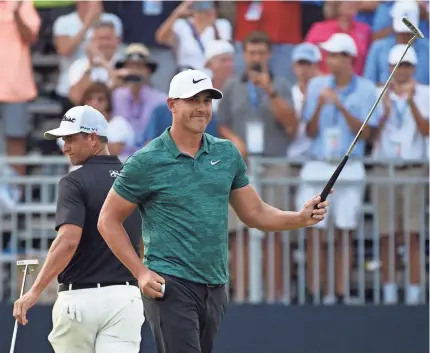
[13, 289, 40, 325]
[298, 192, 332, 227]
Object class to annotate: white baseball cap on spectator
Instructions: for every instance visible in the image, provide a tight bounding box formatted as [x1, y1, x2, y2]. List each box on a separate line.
[44, 105, 109, 140]
[292, 43, 322, 63]
[391, 1, 420, 33]
[320, 33, 358, 57]
[168, 69, 223, 100]
[388, 44, 418, 65]
[204, 40, 234, 65]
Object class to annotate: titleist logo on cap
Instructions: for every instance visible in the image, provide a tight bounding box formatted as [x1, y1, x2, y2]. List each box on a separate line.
[62, 115, 76, 123]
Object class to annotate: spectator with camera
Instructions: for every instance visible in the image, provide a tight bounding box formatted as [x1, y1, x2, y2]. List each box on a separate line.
[53, 0, 122, 113]
[68, 20, 122, 104]
[112, 44, 166, 155]
[371, 44, 429, 305]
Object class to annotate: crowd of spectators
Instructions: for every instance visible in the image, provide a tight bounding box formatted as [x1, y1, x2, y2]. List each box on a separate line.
[0, 0, 428, 305]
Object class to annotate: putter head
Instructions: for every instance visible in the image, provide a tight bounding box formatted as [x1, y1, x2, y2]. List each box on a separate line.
[17, 259, 39, 273]
[402, 17, 425, 39]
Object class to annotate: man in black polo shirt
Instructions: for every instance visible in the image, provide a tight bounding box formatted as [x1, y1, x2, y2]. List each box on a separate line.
[13, 105, 144, 353]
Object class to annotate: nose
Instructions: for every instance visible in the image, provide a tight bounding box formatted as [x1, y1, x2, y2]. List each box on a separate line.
[196, 100, 207, 112]
[62, 142, 69, 154]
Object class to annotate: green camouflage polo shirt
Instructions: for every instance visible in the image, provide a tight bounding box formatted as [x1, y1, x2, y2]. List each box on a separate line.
[113, 128, 249, 284]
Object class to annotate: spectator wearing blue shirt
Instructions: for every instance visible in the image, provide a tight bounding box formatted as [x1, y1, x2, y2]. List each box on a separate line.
[296, 33, 382, 304]
[142, 103, 219, 145]
[372, 0, 429, 40]
[364, 1, 429, 85]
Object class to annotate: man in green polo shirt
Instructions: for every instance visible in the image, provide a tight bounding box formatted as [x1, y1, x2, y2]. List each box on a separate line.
[98, 69, 329, 353]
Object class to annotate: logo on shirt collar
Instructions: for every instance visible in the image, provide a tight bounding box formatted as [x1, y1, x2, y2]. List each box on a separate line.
[62, 115, 76, 123]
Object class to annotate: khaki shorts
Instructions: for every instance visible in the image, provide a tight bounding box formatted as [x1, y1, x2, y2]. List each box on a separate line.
[371, 166, 426, 235]
[48, 285, 144, 353]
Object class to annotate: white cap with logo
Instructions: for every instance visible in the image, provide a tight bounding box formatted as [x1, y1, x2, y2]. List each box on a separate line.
[320, 33, 358, 57]
[44, 105, 109, 140]
[168, 69, 223, 100]
[391, 1, 419, 33]
[388, 44, 418, 65]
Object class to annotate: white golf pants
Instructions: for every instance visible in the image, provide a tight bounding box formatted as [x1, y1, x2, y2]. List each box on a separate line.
[48, 284, 145, 353]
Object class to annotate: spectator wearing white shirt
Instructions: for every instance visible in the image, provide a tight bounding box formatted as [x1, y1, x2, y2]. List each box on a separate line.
[155, 1, 232, 71]
[68, 21, 122, 104]
[53, 0, 122, 112]
[204, 40, 234, 113]
[287, 43, 322, 159]
[58, 82, 134, 165]
[371, 44, 429, 305]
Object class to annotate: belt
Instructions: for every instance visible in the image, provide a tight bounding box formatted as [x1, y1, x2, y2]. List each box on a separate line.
[204, 284, 224, 288]
[58, 280, 138, 292]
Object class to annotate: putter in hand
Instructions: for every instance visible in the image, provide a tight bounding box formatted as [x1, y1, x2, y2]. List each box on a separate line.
[10, 259, 39, 353]
[315, 17, 424, 207]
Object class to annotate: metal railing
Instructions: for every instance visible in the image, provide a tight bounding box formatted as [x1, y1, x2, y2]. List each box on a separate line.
[0, 155, 428, 305]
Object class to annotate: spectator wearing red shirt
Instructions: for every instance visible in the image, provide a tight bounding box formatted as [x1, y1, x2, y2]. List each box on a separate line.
[306, 1, 372, 75]
[234, 1, 302, 82]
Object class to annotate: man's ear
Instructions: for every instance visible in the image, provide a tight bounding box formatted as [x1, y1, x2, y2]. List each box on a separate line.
[90, 133, 99, 147]
[167, 98, 176, 113]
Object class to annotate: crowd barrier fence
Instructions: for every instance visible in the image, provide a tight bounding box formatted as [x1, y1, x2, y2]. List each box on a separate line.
[0, 156, 428, 305]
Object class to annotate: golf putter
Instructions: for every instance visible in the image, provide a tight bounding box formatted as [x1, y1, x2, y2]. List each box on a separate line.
[9, 259, 39, 353]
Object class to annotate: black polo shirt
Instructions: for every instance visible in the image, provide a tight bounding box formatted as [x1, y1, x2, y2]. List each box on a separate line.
[55, 155, 141, 284]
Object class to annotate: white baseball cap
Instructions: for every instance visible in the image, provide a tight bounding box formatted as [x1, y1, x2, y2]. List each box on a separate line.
[204, 40, 234, 65]
[391, 1, 419, 33]
[388, 44, 417, 65]
[168, 69, 223, 100]
[320, 33, 358, 57]
[44, 105, 109, 140]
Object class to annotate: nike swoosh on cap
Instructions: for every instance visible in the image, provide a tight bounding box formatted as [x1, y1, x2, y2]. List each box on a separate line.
[193, 78, 207, 84]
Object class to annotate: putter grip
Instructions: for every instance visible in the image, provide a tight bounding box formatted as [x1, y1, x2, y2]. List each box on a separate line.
[314, 155, 349, 208]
